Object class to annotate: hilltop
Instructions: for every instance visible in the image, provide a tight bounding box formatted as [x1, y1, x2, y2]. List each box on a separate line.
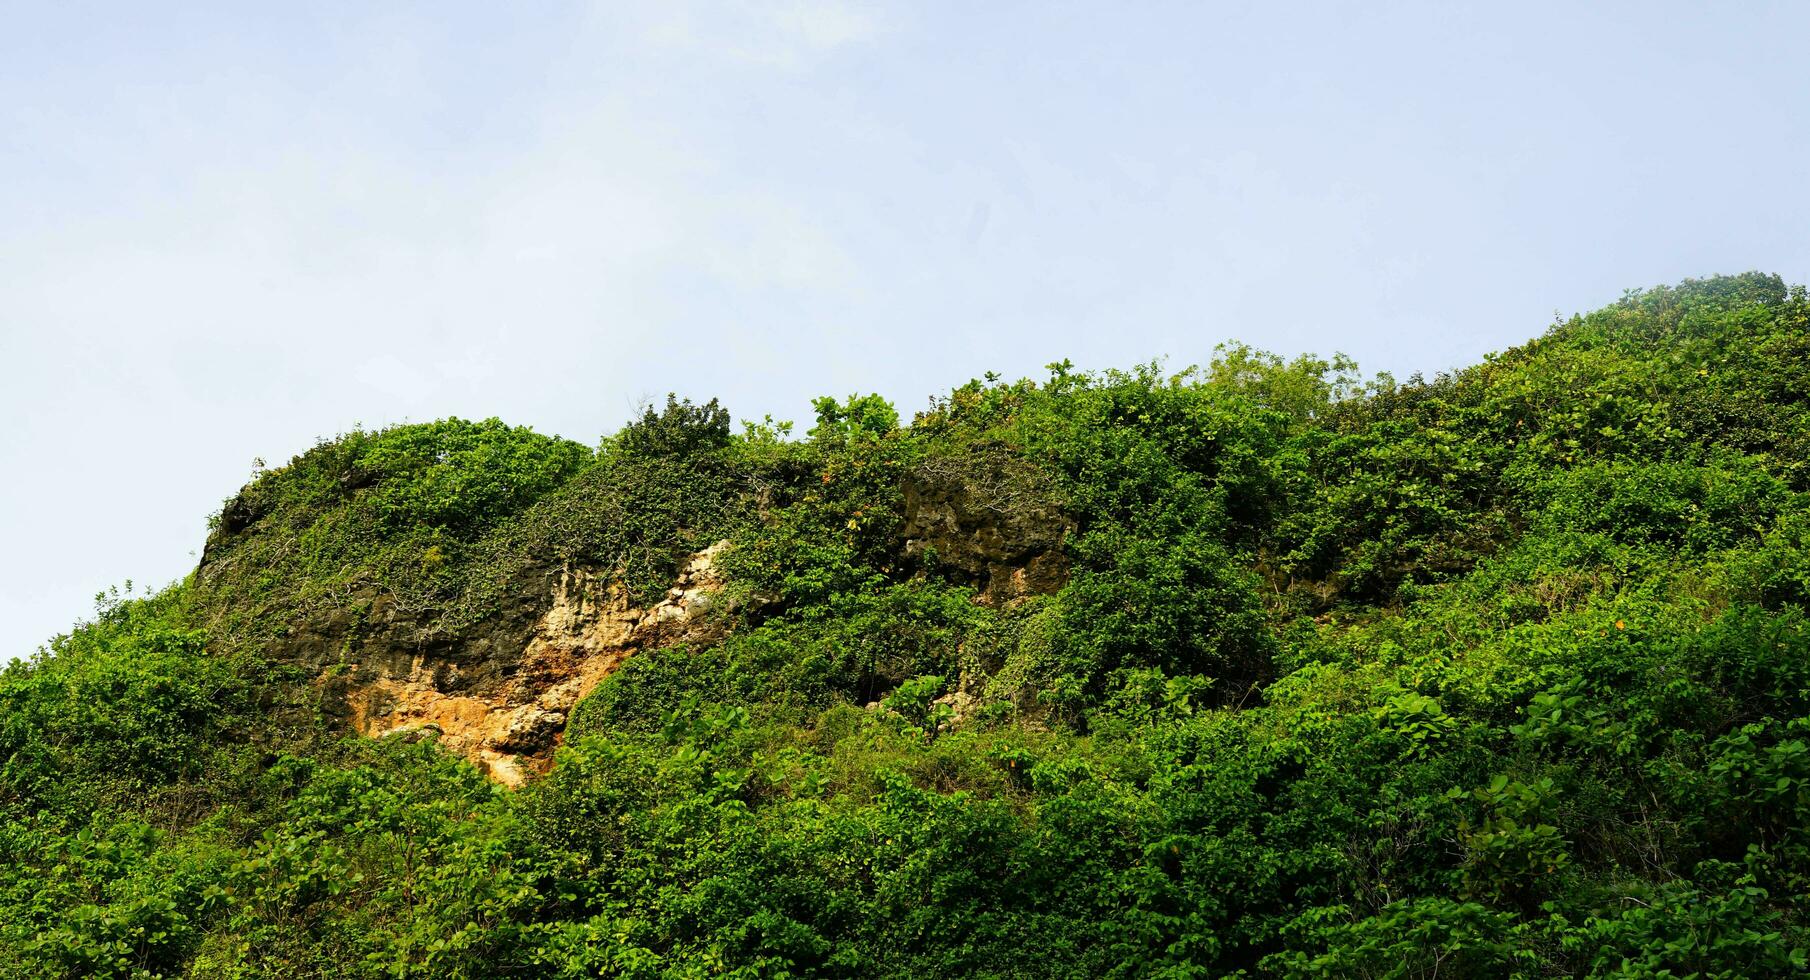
[4, 273, 1810, 977]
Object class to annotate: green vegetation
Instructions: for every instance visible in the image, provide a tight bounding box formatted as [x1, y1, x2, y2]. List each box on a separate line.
[6, 272, 1810, 977]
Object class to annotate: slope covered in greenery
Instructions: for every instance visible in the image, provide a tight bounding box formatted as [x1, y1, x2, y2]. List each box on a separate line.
[5, 273, 1810, 978]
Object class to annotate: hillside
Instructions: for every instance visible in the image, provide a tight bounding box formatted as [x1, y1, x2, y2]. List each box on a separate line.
[5, 272, 1810, 978]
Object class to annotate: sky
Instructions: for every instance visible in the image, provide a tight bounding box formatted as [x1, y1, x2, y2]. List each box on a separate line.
[3, 1, 1808, 658]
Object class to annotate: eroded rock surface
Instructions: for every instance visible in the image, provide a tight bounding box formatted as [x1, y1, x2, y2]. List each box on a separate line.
[289, 544, 727, 786]
[901, 452, 1073, 606]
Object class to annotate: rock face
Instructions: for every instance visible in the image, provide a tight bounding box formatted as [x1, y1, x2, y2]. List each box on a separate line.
[900, 454, 1073, 607]
[285, 544, 729, 787]
[200, 445, 1075, 784]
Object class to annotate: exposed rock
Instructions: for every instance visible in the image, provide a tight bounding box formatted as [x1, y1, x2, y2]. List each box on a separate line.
[326, 542, 729, 786]
[931, 689, 982, 727]
[900, 450, 1073, 607]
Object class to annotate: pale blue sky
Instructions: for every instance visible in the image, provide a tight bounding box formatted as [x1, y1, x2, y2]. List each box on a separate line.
[4, 1, 1808, 657]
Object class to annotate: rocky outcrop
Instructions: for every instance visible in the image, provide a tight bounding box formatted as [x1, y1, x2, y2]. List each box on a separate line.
[900, 451, 1073, 607]
[200, 441, 1074, 782]
[279, 544, 727, 786]
[342, 542, 727, 785]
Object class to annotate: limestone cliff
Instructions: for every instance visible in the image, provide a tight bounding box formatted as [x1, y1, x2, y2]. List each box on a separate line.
[340, 544, 728, 786]
[200, 532, 729, 786]
[194, 435, 1075, 786]
[899, 451, 1073, 607]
